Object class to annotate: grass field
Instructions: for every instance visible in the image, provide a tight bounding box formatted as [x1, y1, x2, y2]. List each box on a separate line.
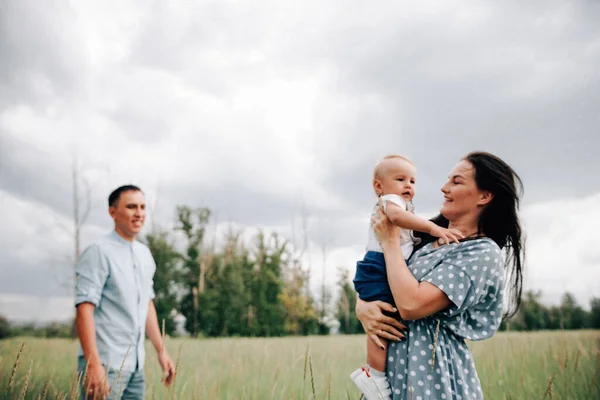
[1, 330, 598, 399]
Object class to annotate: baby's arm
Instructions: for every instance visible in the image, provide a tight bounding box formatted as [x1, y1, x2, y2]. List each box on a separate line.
[384, 202, 435, 234]
[385, 202, 464, 244]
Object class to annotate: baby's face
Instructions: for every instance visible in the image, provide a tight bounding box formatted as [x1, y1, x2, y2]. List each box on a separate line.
[375, 158, 417, 203]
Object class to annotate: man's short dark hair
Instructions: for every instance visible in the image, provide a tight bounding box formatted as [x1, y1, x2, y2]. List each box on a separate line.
[108, 185, 143, 207]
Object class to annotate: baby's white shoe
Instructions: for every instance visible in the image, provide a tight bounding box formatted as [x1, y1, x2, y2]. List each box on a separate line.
[350, 365, 392, 400]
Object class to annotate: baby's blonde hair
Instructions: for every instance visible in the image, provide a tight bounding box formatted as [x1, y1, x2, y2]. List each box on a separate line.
[373, 154, 414, 179]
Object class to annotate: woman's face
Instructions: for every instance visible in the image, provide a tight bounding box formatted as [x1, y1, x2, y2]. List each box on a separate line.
[440, 160, 489, 221]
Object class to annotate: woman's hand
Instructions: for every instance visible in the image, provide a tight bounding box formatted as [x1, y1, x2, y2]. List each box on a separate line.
[355, 297, 407, 350]
[371, 199, 402, 250]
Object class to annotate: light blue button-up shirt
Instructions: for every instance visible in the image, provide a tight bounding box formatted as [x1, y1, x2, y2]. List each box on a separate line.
[75, 230, 156, 372]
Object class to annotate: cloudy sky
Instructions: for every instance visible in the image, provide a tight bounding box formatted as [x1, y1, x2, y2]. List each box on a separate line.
[1, 0, 599, 323]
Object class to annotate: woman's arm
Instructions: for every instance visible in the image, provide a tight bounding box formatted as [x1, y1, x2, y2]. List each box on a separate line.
[373, 205, 453, 320]
[382, 238, 452, 320]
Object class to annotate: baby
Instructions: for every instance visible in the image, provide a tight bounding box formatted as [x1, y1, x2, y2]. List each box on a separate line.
[350, 155, 461, 400]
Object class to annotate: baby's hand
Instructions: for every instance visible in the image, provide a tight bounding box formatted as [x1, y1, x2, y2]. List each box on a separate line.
[429, 226, 464, 245]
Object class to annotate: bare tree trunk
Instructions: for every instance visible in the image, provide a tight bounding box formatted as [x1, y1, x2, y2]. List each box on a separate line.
[320, 236, 328, 322]
[71, 155, 94, 265]
[69, 154, 96, 337]
[70, 156, 82, 338]
[339, 289, 350, 333]
[190, 209, 217, 338]
[298, 202, 311, 299]
[198, 212, 218, 295]
[198, 261, 206, 294]
[192, 287, 199, 338]
[72, 158, 82, 261]
[318, 218, 332, 333]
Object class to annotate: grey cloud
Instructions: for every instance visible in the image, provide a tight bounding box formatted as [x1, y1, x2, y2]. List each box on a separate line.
[309, 2, 600, 214]
[3, 0, 599, 220]
[126, 1, 275, 99]
[108, 107, 170, 143]
[0, 244, 72, 298]
[0, 133, 342, 238]
[0, 295, 73, 323]
[157, 181, 343, 228]
[0, 135, 117, 235]
[0, 135, 72, 217]
[0, 0, 88, 110]
[0, 1, 168, 145]
[2, 0, 600, 321]
[319, 80, 600, 216]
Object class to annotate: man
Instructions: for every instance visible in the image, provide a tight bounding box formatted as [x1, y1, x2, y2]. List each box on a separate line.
[75, 185, 175, 399]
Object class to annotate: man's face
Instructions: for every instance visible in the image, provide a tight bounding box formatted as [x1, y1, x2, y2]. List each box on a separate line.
[109, 190, 146, 239]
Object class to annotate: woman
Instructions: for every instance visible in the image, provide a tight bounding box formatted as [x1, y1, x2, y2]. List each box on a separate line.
[356, 151, 525, 399]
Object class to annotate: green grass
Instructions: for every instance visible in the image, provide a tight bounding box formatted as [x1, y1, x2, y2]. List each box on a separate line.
[1, 331, 598, 399]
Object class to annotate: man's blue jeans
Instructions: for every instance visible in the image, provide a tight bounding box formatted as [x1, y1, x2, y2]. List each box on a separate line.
[77, 356, 145, 400]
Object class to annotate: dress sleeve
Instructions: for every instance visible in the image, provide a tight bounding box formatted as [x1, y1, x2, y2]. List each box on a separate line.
[420, 239, 505, 340]
[75, 244, 109, 307]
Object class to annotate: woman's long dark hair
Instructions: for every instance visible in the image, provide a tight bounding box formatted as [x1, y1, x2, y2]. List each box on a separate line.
[414, 151, 525, 318]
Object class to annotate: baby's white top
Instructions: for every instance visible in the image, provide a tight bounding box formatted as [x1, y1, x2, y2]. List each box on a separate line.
[366, 194, 415, 257]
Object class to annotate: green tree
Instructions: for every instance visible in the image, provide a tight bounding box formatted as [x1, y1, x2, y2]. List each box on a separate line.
[559, 293, 587, 330]
[590, 298, 600, 329]
[546, 306, 562, 330]
[176, 206, 212, 338]
[144, 228, 182, 336]
[10, 323, 44, 337]
[317, 286, 333, 335]
[499, 291, 594, 332]
[248, 232, 287, 336]
[335, 267, 363, 334]
[197, 229, 254, 337]
[279, 259, 318, 335]
[45, 321, 73, 338]
[0, 315, 10, 339]
[521, 291, 548, 330]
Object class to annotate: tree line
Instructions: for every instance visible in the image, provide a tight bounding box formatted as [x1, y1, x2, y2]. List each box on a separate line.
[139, 205, 323, 337]
[336, 271, 600, 334]
[1, 204, 599, 339]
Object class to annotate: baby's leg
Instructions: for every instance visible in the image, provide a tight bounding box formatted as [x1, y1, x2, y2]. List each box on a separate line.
[366, 335, 388, 372]
[351, 336, 393, 400]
